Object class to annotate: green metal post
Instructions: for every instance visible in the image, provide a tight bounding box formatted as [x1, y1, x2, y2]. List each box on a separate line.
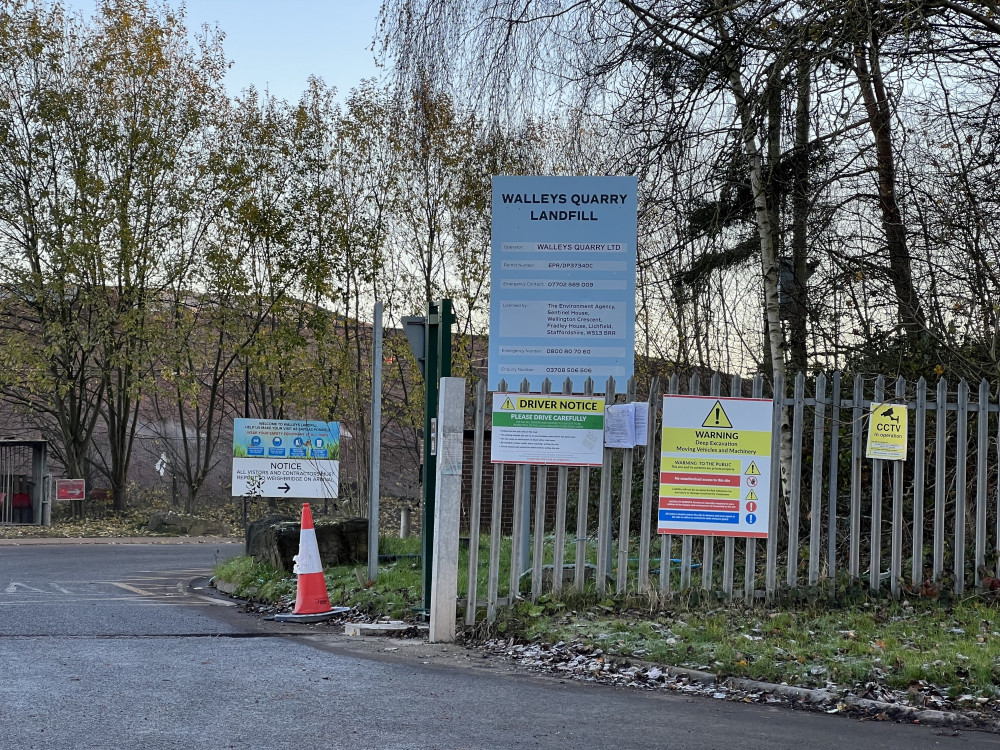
[421, 299, 454, 612]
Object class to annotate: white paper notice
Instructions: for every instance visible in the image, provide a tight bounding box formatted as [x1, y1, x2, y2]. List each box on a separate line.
[604, 403, 636, 448]
[633, 402, 650, 446]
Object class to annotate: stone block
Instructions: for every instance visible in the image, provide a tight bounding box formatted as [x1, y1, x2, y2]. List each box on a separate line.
[246, 515, 368, 572]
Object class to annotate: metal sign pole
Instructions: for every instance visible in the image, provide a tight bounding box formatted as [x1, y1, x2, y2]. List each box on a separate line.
[367, 301, 384, 583]
[421, 298, 454, 613]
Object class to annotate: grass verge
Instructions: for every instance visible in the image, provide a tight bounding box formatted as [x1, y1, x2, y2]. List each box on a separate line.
[215, 536, 426, 619]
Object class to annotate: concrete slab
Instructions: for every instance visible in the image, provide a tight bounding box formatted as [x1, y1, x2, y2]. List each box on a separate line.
[344, 621, 429, 637]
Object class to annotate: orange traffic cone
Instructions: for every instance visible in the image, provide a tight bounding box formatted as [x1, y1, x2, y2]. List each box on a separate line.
[273, 503, 348, 623]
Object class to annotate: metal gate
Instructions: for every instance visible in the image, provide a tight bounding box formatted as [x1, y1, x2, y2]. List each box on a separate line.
[0, 440, 48, 525]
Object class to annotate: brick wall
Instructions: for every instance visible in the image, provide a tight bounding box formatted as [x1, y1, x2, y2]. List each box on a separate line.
[460, 429, 563, 533]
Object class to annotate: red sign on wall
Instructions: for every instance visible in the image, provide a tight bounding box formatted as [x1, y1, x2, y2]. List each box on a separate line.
[55, 479, 85, 501]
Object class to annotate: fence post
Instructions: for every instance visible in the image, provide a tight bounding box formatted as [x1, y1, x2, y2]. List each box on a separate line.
[680, 373, 700, 591]
[765, 372, 783, 601]
[890, 376, 906, 598]
[531, 379, 552, 601]
[574, 377, 595, 593]
[638, 376, 660, 595]
[617, 377, 638, 595]
[849, 375, 864, 579]
[660, 374, 679, 596]
[723, 375, 741, 598]
[955, 379, 969, 594]
[912, 377, 927, 587]
[870, 375, 885, 592]
[933, 378, 948, 581]
[596, 376, 617, 595]
[509, 379, 531, 598]
[367, 301, 383, 583]
[486, 380, 508, 623]
[808, 373, 826, 586]
[745, 375, 763, 601]
[976, 379, 989, 590]
[788, 372, 805, 589]
[827, 372, 842, 581]
[551, 377, 574, 598]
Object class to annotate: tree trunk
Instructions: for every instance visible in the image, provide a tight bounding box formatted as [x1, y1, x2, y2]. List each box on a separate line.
[854, 37, 926, 341]
[789, 56, 811, 375]
[712, 6, 791, 510]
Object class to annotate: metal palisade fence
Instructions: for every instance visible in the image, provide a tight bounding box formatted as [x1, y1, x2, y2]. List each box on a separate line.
[460, 371, 1000, 624]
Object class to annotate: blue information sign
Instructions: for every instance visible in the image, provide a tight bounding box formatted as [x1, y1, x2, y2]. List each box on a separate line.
[232, 419, 340, 499]
[488, 176, 638, 392]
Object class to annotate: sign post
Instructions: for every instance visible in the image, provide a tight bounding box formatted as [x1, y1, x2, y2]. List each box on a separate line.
[420, 299, 454, 613]
[367, 301, 384, 583]
[56, 479, 86, 520]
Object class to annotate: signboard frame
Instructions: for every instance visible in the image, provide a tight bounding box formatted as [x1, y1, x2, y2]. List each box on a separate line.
[55, 478, 86, 501]
[865, 402, 909, 460]
[658, 395, 773, 538]
[488, 175, 638, 392]
[491, 393, 606, 466]
[231, 418, 341, 499]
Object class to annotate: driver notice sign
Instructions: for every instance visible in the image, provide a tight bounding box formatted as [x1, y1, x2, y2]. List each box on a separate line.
[491, 393, 605, 466]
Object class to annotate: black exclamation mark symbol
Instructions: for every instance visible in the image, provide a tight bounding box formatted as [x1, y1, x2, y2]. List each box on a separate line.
[714, 406, 720, 425]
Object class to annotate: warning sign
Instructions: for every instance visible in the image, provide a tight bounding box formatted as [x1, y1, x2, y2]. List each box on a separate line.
[866, 403, 908, 460]
[491, 393, 605, 466]
[659, 395, 773, 538]
[701, 400, 734, 428]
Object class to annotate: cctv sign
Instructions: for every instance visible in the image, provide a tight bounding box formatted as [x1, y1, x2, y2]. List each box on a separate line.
[865, 403, 908, 461]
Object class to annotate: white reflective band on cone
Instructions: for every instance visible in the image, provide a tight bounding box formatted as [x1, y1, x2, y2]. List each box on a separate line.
[292, 528, 322, 574]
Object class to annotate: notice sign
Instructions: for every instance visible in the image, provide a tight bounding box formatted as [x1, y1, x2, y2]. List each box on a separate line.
[232, 418, 340, 499]
[866, 403, 908, 460]
[659, 396, 773, 538]
[488, 175, 638, 392]
[491, 393, 605, 466]
[55, 479, 85, 501]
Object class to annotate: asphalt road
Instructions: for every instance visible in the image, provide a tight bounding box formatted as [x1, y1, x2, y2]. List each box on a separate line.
[1, 540, 997, 749]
